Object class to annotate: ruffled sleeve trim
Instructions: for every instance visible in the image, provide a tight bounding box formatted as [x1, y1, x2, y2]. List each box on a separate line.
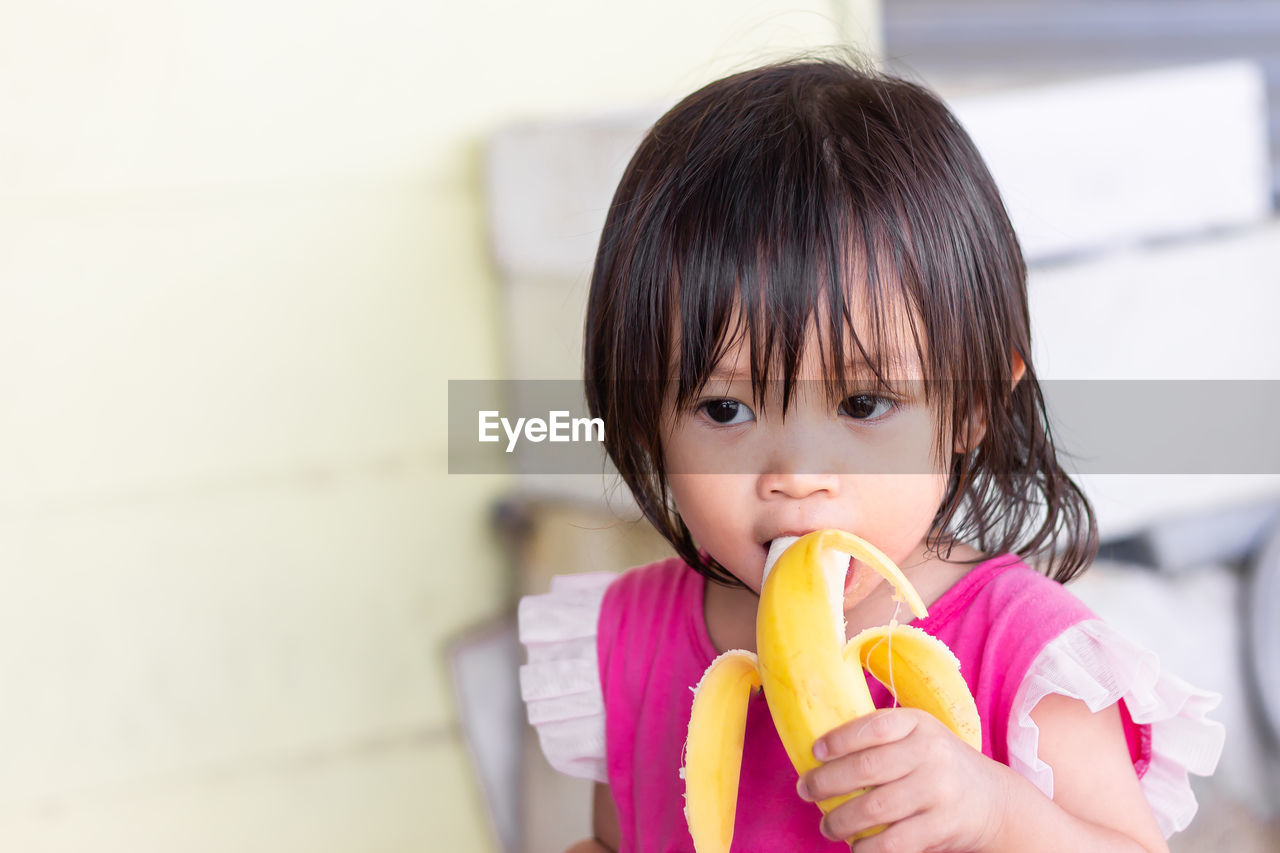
[1008, 619, 1225, 838]
[517, 572, 617, 784]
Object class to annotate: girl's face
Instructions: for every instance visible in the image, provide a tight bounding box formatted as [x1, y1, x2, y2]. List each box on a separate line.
[661, 319, 956, 614]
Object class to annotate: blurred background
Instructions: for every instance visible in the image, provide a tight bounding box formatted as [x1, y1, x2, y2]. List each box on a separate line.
[3, 1, 1279, 851]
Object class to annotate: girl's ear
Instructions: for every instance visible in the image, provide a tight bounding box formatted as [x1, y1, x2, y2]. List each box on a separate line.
[953, 351, 1027, 454]
[1010, 350, 1027, 387]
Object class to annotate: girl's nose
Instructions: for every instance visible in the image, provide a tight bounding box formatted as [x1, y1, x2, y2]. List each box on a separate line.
[758, 470, 841, 500]
[756, 414, 843, 499]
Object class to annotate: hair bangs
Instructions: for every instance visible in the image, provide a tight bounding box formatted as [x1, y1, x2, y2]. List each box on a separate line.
[663, 105, 934, 430]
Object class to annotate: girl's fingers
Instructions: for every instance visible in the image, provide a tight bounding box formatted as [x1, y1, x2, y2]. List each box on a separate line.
[817, 773, 934, 843]
[812, 708, 922, 762]
[846, 810, 951, 853]
[798, 739, 920, 802]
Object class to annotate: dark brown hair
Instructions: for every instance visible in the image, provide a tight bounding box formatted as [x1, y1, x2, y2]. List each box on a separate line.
[583, 56, 1097, 586]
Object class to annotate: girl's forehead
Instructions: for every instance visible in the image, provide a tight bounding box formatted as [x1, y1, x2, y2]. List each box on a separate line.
[708, 328, 923, 382]
[707, 293, 927, 381]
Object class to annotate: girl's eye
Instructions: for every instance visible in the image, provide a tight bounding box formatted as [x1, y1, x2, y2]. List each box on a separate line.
[839, 394, 895, 421]
[698, 399, 755, 426]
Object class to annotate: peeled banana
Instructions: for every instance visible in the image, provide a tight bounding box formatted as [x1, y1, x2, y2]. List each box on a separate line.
[682, 530, 981, 852]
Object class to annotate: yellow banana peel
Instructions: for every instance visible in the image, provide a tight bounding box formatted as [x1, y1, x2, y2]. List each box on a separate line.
[682, 530, 981, 852]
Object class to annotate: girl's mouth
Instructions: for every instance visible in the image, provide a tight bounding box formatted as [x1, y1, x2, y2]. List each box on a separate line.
[843, 557, 859, 596]
[760, 536, 885, 614]
[760, 536, 802, 585]
[761, 535, 859, 594]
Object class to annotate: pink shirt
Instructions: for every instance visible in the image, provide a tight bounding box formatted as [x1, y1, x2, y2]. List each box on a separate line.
[597, 554, 1150, 852]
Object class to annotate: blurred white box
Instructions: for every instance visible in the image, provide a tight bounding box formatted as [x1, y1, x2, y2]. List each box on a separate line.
[487, 61, 1272, 285]
[952, 61, 1272, 263]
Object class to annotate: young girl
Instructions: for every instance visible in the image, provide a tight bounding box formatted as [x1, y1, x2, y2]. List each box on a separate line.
[519, 57, 1222, 852]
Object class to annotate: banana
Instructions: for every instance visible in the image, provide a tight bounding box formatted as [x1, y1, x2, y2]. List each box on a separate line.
[681, 530, 981, 852]
[683, 650, 761, 853]
[844, 623, 981, 753]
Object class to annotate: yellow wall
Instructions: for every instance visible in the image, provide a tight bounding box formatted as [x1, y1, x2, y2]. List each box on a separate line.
[0, 2, 877, 850]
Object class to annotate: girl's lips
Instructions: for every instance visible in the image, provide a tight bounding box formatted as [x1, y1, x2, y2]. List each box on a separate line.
[842, 557, 890, 610]
[761, 531, 817, 553]
[760, 535, 807, 585]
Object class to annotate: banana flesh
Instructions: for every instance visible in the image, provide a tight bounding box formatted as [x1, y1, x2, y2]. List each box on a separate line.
[681, 530, 981, 852]
[682, 650, 760, 853]
[845, 624, 981, 752]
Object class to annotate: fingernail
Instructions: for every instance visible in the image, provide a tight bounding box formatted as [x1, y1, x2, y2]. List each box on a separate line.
[795, 776, 810, 800]
[812, 739, 829, 761]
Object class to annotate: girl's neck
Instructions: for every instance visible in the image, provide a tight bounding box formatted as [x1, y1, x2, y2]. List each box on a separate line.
[702, 541, 987, 655]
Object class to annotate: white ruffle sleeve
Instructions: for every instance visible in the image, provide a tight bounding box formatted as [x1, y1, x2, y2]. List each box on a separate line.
[517, 572, 617, 784]
[1008, 619, 1225, 838]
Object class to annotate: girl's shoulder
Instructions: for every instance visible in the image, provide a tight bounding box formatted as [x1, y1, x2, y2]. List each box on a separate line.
[602, 555, 698, 611]
[517, 556, 694, 659]
[929, 554, 1224, 837]
[516, 557, 713, 785]
[518, 556, 708, 701]
[921, 552, 1094, 637]
[517, 570, 620, 784]
[598, 556, 718, 672]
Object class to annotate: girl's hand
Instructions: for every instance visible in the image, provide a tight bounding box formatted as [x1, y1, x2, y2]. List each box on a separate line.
[796, 708, 1012, 852]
